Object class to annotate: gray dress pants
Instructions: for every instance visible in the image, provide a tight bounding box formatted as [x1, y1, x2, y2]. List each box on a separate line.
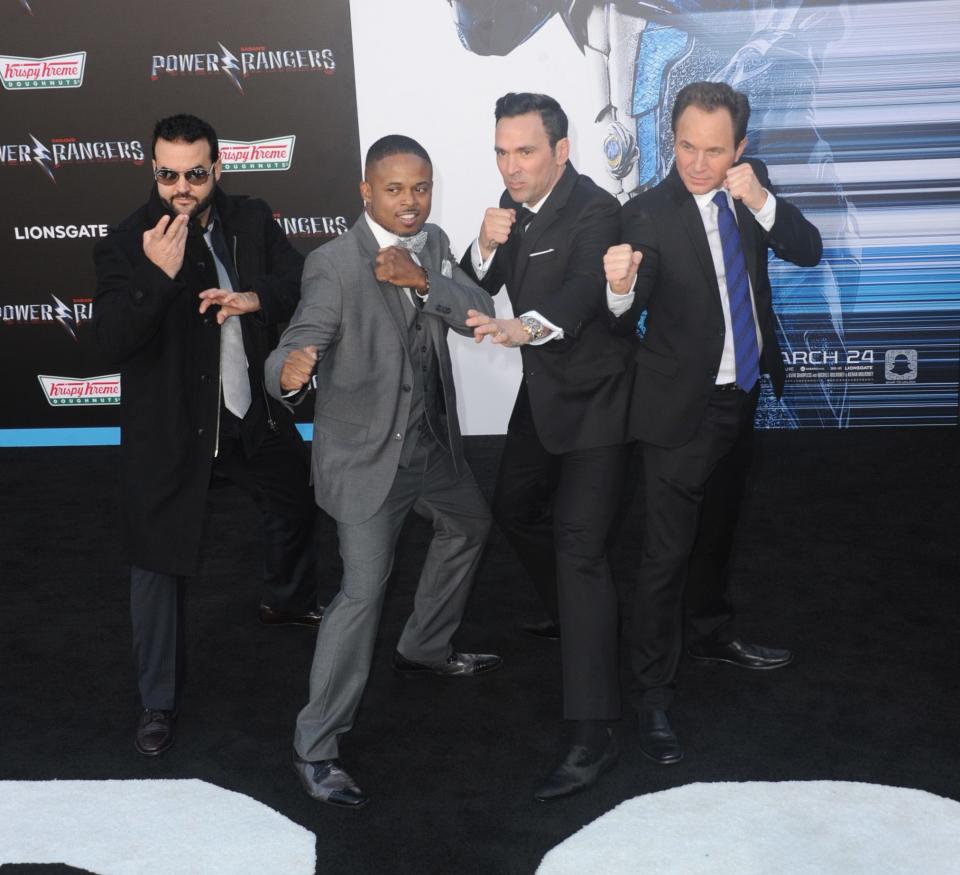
[294, 436, 490, 762]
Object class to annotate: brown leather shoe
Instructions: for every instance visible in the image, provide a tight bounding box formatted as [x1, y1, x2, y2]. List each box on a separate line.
[257, 602, 324, 627]
[135, 708, 175, 757]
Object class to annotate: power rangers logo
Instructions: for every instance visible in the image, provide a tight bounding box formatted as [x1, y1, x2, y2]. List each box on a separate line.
[220, 137, 295, 172]
[38, 374, 121, 406]
[0, 52, 86, 90]
[2, 294, 93, 341]
[0, 135, 144, 182]
[150, 43, 335, 94]
[274, 213, 348, 239]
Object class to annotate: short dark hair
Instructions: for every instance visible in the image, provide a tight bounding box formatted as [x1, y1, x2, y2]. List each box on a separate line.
[152, 113, 219, 162]
[671, 81, 750, 145]
[494, 92, 568, 148]
[364, 135, 432, 174]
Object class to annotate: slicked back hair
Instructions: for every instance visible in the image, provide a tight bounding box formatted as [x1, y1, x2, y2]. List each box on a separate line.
[494, 92, 568, 149]
[152, 113, 219, 162]
[671, 81, 751, 145]
[364, 135, 432, 175]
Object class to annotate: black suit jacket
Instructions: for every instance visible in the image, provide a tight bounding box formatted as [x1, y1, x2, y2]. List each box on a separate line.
[613, 158, 822, 448]
[461, 163, 633, 454]
[93, 185, 305, 575]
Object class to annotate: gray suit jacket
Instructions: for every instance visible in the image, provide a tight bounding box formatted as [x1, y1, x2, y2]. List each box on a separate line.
[265, 216, 495, 524]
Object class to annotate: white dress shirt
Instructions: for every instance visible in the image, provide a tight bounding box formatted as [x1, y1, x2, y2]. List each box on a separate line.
[608, 187, 776, 385]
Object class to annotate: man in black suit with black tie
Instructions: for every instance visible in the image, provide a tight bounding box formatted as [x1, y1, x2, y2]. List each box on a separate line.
[462, 92, 634, 800]
[605, 81, 822, 764]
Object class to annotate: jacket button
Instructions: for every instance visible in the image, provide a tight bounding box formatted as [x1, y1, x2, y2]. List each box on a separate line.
[401, 384, 411, 392]
[197, 428, 205, 437]
[394, 432, 403, 441]
[200, 374, 209, 383]
[132, 289, 144, 303]
[416, 324, 422, 331]
[197, 260, 206, 270]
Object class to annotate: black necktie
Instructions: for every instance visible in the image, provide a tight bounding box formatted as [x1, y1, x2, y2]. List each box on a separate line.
[515, 206, 533, 237]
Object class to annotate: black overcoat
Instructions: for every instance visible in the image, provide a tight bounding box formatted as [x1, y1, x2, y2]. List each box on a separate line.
[93, 185, 305, 575]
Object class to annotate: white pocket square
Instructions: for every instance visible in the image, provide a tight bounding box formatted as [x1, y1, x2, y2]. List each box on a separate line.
[441, 258, 453, 278]
[529, 248, 555, 258]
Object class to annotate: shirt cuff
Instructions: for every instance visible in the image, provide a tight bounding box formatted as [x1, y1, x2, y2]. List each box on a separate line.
[750, 189, 776, 231]
[471, 238, 496, 278]
[520, 309, 563, 345]
[607, 281, 636, 315]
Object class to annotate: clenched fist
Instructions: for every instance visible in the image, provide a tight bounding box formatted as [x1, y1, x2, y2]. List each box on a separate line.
[604, 244, 643, 295]
[280, 346, 318, 393]
[375, 246, 427, 290]
[724, 163, 767, 211]
[478, 207, 516, 260]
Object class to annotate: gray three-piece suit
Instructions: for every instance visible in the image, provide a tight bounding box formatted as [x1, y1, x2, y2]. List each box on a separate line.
[265, 214, 495, 761]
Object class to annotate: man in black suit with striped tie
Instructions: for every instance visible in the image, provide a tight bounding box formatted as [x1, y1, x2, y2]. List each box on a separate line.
[605, 81, 822, 765]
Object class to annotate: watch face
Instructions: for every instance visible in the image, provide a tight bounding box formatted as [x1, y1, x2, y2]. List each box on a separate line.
[521, 317, 544, 339]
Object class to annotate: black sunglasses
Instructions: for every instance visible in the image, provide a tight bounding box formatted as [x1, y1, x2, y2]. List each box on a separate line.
[154, 163, 216, 185]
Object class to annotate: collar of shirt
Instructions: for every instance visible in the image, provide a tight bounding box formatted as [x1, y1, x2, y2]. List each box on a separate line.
[693, 188, 730, 214]
[363, 210, 427, 260]
[202, 206, 221, 239]
[363, 210, 404, 249]
[523, 189, 552, 213]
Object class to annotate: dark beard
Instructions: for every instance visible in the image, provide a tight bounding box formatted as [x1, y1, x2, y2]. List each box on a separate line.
[161, 186, 217, 224]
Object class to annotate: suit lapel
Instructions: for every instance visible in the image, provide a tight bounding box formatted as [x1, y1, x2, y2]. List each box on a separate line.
[668, 170, 718, 292]
[507, 163, 578, 300]
[353, 214, 412, 339]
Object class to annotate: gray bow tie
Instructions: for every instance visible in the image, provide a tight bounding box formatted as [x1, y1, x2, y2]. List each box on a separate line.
[396, 230, 428, 254]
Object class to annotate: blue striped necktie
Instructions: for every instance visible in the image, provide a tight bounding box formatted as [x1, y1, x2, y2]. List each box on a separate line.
[712, 191, 760, 391]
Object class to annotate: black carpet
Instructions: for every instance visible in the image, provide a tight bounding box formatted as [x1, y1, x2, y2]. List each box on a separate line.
[1, 428, 958, 874]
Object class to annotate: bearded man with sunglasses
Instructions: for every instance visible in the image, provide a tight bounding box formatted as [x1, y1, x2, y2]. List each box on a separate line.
[93, 113, 322, 758]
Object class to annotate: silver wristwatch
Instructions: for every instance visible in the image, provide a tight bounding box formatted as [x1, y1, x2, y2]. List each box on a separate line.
[520, 316, 547, 341]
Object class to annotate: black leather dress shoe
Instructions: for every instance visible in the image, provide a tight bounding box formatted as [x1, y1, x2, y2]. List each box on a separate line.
[688, 637, 793, 670]
[257, 602, 324, 627]
[638, 708, 683, 765]
[135, 708, 175, 757]
[292, 755, 369, 808]
[520, 618, 561, 640]
[393, 650, 502, 677]
[534, 730, 619, 801]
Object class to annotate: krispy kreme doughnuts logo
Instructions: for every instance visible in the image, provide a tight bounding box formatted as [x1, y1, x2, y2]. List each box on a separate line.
[219, 136, 295, 172]
[38, 374, 121, 406]
[0, 52, 86, 89]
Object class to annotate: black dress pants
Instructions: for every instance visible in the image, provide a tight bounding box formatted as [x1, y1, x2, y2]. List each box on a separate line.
[131, 430, 317, 710]
[629, 383, 760, 713]
[493, 385, 631, 721]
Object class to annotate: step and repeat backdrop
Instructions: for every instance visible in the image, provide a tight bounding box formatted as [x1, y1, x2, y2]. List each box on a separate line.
[1, 0, 360, 445]
[2, 0, 958, 445]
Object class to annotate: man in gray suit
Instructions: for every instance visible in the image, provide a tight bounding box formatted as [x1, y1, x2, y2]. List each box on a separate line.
[265, 135, 501, 809]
